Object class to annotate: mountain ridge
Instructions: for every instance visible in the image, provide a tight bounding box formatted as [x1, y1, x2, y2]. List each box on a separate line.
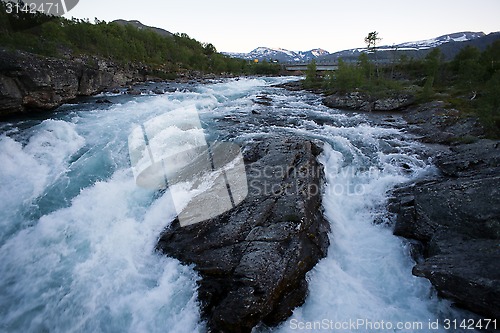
[224, 31, 497, 63]
[223, 47, 330, 63]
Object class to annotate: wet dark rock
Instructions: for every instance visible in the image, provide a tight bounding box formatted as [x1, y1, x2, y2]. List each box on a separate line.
[156, 135, 330, 333]
[254, 95, 273, 106]
[434, 140, 500, 178]
[152, 87, 165, 94]
[412, 235, 500, 320]
[389, 139, 500, 319]
[126, 88, 142, 95]
[273, 80, 303, 91]
[95, 99, 112, 104]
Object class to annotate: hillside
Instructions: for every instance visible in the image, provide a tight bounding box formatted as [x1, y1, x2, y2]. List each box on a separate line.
[112, 19, 174, 38]
[0, 4, 280, 77]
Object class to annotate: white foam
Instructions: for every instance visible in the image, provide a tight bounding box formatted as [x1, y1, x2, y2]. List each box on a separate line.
[0, 120, 85, 242]
[272, 139, 467, 333]
[0, 169, 204, 333]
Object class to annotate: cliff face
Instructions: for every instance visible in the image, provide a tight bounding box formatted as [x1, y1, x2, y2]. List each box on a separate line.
[0, 48, 146, 118]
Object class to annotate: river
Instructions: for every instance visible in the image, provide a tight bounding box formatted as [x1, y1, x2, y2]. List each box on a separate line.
[0, 77, 475, 332]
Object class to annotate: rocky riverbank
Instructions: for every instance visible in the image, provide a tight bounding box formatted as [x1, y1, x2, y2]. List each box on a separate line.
[0, 48, 222, 119]
[0, 48, 148, 117]
[387, 110, 500, 321]
[389, 139, 500, 320]
[156, 135, 330, 333]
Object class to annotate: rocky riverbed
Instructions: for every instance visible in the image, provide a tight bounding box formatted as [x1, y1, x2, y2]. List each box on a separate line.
[320, 86, 500, 321]
[279, 79, 499, 322]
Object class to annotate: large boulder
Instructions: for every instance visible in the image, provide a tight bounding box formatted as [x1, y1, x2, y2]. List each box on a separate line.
[322, 92, 414, 112]
[389, 140, 500, 319]
[156, 135, 330, 333]
[323, 92, 373, 111]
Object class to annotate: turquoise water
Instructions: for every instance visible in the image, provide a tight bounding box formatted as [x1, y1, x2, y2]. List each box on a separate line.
[0, 77, 475, 332]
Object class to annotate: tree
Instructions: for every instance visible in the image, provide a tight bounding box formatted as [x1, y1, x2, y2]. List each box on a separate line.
[364, 31, 382, 77]
[304, 59, 318, 88]
[333, 58, 362, 92]
[364, 31, 381, 50]
[358, 53, 372, 79]
[452, 46, 484, 98]
[425, 49, 442, 82]
[389, 44, 398, 79]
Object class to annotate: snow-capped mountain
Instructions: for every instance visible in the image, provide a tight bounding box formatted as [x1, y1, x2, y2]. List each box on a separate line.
[392, 31, 485, 50]
[224, 47, 330, 63]
[321, 32, 486, 62]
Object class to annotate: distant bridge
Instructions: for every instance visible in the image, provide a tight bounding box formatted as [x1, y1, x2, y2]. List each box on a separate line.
[284, 63, 338, 71]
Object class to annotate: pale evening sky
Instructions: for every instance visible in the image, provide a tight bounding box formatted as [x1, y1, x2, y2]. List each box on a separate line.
[64, 0, 500, 53]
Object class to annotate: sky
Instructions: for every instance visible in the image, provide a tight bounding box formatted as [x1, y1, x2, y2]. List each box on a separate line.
[64, 0, 500, 53]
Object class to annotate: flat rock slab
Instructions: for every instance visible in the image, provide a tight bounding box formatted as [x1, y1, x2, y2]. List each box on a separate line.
[156, 135, 330, 333]
[322, 92, 414, 112]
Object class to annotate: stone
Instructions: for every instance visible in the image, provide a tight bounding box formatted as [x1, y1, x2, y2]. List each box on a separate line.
[322, 92, 372, 111]
[96, 98, 112, 104]
[373, 94, 414, 111]
[156, 135, 330, 333]
[413, 235, 500, 319]
[322, 92, 414, 112]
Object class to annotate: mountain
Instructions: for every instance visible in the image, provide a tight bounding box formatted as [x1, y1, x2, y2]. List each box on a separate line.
[224, 47, 330, 63]
[385, 31, 485, 50]
[318, 31, 491, 63]
[112, 19, 173, 38]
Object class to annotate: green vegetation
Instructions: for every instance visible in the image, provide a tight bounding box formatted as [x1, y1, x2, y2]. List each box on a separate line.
[304, 59, 320, 88]
[0, 1, 280, 76]
[315, 34, 500, 137]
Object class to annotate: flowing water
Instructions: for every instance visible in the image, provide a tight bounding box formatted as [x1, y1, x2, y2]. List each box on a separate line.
[0, 77, 475, 332]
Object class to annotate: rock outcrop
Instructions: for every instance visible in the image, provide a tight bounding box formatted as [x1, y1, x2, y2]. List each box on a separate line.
[389, 140, 500, 319]
[322, 92, 414, 112]
[0, 48, 147, 118]
[156, 135, 330, 333]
